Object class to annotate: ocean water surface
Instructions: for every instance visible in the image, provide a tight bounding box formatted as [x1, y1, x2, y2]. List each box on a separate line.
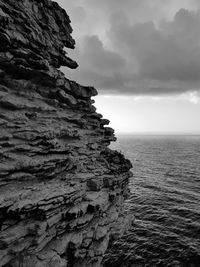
[103, 135, 200, 267]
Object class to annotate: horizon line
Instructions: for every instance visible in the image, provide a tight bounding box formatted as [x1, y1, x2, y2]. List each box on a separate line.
[115, 132, 200, 136]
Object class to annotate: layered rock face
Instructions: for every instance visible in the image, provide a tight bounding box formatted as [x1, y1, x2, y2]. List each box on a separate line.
[0, 0, 133, 266]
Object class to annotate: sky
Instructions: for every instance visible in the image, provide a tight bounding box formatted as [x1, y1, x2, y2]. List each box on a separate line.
[56, 0, 200, 134]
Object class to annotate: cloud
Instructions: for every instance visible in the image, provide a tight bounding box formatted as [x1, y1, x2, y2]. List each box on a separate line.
[109, 9, 200, 81]
[57, 0, 200, 96]
[66, 35, 127, 89]
[182, 91, 200, 104]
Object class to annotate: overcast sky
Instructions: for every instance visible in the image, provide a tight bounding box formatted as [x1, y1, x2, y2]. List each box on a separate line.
[56, 0, 200, 134]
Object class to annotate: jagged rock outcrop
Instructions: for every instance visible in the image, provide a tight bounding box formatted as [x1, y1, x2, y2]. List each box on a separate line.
[0, 0, 133, 266]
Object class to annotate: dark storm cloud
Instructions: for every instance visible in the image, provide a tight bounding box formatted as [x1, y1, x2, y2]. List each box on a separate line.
[109, 9, 200, 81]
[67, 35, 127, 89]
[57, 0, 200, 96]
[80, 36, 126, 74]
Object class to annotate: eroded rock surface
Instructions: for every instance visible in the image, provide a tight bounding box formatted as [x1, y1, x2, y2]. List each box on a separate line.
[0, 0, 133, 266]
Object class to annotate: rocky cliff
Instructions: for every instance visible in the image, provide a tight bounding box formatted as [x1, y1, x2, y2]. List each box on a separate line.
[0, 0, 133, 266]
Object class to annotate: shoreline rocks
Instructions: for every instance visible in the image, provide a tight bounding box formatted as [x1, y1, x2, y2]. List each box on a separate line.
[0, 0, 133, 266]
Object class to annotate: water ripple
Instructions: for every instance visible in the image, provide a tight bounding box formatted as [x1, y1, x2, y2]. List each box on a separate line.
[103, 135, 200, 267]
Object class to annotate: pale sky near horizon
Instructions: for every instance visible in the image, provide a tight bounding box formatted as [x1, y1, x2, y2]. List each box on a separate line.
[56, 0, 200, 134]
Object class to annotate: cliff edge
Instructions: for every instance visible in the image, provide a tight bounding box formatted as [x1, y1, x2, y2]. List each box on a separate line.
[0, 0, 133, 266]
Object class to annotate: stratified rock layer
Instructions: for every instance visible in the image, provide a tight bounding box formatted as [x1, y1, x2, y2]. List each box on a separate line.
[0, 0, 133, 266]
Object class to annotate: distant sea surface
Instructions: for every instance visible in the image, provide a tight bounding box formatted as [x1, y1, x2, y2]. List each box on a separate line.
[103, 135, 200, 267]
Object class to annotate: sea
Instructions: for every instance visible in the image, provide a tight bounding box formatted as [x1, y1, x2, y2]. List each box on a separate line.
[102, 135, 200, 267]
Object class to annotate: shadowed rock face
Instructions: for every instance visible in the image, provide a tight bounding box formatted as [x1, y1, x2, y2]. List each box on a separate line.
[0, 0, 133, 266]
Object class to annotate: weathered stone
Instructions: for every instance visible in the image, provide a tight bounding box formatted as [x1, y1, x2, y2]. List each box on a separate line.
[57, 89, 77, 106]
[87, 178, 103, 191]
[0, 0, 133, 266]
